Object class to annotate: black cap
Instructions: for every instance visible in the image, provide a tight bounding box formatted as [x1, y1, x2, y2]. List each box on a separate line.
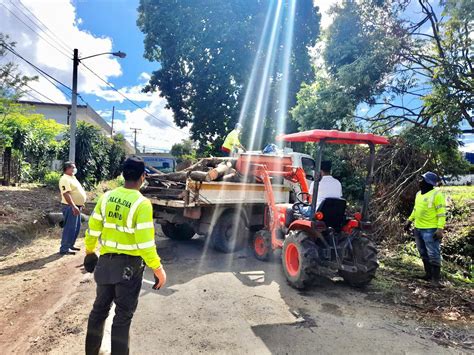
[321, 160, 332, 173]
[84, 253, 98, 273]
[123, 155, 145, 173]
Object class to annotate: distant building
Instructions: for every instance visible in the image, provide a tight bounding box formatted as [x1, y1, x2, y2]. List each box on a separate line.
[18, 100, 134, 154]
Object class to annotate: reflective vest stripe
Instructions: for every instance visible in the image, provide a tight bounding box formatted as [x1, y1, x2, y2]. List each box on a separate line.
[103, 222, 135, 234]
[101, 191, 112, 219]
[92, 212, 103, 221]
[136, 222, 154, 230]
[100, 238, 155, 250]
[88, 229, 101, 237]
[127, 196, 146, 229]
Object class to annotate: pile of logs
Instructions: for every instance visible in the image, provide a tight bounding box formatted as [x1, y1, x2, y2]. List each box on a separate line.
[142, 157, 243, 199]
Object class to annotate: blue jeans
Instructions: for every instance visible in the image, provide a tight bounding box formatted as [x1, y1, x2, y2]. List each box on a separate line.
[414, 228, 441, 266]
[60, 205, 81, 253]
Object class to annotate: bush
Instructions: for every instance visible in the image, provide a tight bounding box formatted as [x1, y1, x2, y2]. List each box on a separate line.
[44, 171, 61, 190]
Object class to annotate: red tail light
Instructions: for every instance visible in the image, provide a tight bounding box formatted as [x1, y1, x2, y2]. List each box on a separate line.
[314, 212, 324, 220]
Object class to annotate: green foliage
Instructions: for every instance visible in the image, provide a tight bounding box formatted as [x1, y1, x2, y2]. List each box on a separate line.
[44, 171, 61, 190]
[170, 139, 197, 163]
[0, 99, 62, 181]
[138, 0, 320, 153]
[60, 121, 126, 190]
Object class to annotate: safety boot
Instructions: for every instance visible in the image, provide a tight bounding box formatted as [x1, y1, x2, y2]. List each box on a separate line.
[431, 265, 443, 288]
[416, 260, 432, 281]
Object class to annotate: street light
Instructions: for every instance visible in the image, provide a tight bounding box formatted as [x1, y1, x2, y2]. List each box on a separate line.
[68, 48, 126, 162]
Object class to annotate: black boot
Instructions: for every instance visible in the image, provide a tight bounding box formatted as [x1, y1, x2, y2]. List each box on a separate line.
[431, 265, 443, 288]
[417, 260, 432, 280]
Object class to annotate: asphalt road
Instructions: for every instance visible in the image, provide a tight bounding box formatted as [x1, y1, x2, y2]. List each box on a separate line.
[126, 234, 454, 355]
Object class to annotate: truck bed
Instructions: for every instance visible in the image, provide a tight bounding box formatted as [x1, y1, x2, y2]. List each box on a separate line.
[147, 180, 290, 208]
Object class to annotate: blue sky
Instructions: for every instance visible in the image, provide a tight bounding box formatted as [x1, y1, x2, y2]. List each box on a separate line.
[0, 0, 471, 152]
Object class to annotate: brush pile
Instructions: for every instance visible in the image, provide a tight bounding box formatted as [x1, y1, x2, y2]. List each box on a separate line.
[142, 157, 243, 199]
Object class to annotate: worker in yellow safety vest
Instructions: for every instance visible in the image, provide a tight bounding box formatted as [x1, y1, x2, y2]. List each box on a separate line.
[221, 123, 245, 156]
[405, 171, 446, 287]
[84, 156, 166, 355]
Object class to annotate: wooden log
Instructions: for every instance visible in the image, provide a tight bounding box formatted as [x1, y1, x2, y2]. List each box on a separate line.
[189, 171, 208, 182]
[222, 171, 241, 182]
[147, 171, 188, 182]
[206, 161, 232, 181]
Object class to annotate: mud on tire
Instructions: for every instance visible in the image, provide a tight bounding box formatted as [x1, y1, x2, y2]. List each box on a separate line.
[161, 223, 195, 240]
[282, 231, 318, 289]
[339, 236, 378, 287]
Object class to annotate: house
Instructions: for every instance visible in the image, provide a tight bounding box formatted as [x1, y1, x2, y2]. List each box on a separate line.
[17, 100, 134, 154]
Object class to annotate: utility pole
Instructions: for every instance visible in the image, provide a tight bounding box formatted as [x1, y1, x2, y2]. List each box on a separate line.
[143, 146, 146, 153]
[68, 48, 79, 162]
[111, 106, 115, 137]
[131, 128, 141, 154]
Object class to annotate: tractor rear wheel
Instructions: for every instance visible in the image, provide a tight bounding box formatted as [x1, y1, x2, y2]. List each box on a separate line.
[282, 231, 317, 289]
[339, 236, 378, 287]
[253, 230, 272, 261]
[211, 212, 249, 253]
[161, 223, 195, 241]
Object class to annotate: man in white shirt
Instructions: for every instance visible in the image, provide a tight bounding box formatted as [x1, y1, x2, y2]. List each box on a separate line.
[309, 160, 342, 210]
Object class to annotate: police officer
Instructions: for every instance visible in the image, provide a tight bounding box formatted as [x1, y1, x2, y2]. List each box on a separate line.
[84, 156, 167, 354]
[405, 171, 446, 287]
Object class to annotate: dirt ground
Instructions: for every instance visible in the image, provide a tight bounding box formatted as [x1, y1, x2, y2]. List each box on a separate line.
[0, 186, 472, 354]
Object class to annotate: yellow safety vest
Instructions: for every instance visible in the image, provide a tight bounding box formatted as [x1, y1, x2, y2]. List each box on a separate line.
[84, 187, 161, 269]
[222, 129, 241, 151]
[408, 189, 446, 229]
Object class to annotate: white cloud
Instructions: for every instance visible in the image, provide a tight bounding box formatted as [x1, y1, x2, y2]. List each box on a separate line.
[0, 0, 122, 103]
[93, 83, 153, 103]
[113, 94, 189, 151]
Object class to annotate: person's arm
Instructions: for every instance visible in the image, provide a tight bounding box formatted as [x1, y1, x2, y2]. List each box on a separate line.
[434, 193, 446, 239]
[135, 200, 166, 289]
[60, 177, 80, 216]
[63, 192, 80, 216]
[84, 195, 104, 254]
[405, 196, 417, 231]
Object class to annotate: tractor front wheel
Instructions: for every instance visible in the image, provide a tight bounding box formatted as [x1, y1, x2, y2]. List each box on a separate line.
[282, 231, 317, 289]
[253, 230, 272, 261]
[339, 236, 378, 287]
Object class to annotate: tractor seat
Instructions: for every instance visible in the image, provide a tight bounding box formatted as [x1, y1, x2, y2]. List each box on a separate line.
[317, 198, 347, 231]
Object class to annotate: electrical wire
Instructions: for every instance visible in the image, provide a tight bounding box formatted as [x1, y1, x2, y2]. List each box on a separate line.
[80, 61, 188, 136]
[15, 0, 74, 53]
[0, 2, 72, 60]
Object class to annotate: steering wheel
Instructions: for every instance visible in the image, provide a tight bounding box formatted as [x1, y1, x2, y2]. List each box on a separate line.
[296, 191, 311, 206]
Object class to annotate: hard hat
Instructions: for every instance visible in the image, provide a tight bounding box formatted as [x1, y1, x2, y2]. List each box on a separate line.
[421, 171, 439, 186]
[84, 253, 99, 273]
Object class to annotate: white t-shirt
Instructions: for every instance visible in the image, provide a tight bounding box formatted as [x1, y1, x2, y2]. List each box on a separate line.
[309, 175, 343, 210]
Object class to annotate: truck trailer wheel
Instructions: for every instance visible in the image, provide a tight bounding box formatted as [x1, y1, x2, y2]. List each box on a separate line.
[282, 231, 317, 289]
[161, 223, 195, 240]
[211, 212, 249, 253]
[253, 230, 272, 261]
[339, 236, 378, 287]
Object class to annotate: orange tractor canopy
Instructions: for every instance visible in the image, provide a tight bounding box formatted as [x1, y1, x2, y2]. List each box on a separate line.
[249, 129, 389, 289]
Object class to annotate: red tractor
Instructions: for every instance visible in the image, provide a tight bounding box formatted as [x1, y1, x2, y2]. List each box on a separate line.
[246, 129, 389, 289]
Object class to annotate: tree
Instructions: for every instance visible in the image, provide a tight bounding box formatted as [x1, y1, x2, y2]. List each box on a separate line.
[0, 33, 38, 99]
[0, 100, 62, 181]
[170, 139, 196, 163]
[138, 0, 320, 152]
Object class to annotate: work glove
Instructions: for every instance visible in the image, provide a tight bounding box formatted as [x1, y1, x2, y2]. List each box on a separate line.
[83, 253, 98, 273]
[434, 229, 444, 240]
[404, 221, 412, 233]
[152, 266, 167, 290]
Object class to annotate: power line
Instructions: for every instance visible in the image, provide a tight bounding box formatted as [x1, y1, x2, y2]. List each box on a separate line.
[79, 61, 188, 136]
[0, 2, 71, 60]
[15, 0, 74, 54]
[1, 42, 72, 93]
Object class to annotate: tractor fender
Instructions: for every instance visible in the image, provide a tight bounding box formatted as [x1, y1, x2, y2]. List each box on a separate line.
[288, 220, 322, 238]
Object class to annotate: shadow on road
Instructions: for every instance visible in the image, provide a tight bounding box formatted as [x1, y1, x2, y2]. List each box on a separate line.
[0, 252, 64, 276]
